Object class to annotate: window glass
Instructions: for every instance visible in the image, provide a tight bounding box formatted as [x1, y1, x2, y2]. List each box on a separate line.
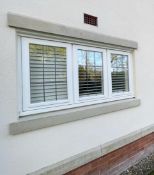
[111, 54, 129, 93]
[78, 49, 103, 97]
[29, 43, 68, 103]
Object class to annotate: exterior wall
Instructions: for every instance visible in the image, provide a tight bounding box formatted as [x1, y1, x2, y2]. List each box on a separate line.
[0, 0, 154, 175]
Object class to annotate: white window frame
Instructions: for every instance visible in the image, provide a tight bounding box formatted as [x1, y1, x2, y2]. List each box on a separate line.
[20, 37, 135, 116]
[107, 50, 134, 99]
[21, 37, 73, 112]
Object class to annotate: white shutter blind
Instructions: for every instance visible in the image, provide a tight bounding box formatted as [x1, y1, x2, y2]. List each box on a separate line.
[111, 54, 129, 93]
[29, 43, 68, 103]
[78, 49, 103, 96]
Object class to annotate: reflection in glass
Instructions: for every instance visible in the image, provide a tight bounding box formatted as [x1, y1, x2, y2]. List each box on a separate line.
[29, 43, 68, 103]
[111, 54, 129, 93]
[78, 49, 103, 97]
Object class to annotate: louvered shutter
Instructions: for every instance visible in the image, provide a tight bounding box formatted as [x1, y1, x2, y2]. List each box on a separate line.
[78, 49, 103, 96]
[29, 43, 68, 103]
[111, 54, 129, 93]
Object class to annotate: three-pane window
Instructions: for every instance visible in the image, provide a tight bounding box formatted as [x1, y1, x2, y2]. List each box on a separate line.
[21, 37, 134, 114]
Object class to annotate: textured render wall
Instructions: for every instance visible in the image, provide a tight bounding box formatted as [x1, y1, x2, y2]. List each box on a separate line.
[0, 0, 154, 175]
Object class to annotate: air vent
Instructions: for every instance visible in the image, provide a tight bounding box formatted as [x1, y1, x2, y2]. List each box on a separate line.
[84, 13, 98, 26]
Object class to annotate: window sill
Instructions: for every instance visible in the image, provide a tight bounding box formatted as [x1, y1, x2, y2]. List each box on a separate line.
[9, 98, 140, 135]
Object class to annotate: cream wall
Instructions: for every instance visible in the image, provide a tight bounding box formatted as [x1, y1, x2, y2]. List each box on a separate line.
[0, 0, 154, 175]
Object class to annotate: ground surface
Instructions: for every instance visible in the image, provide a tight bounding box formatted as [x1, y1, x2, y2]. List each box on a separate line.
[120, 153, 154, 175]
[149, 171, 154, 175]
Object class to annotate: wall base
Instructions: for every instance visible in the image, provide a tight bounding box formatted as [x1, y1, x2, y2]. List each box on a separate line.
[66, 133, 154, 175]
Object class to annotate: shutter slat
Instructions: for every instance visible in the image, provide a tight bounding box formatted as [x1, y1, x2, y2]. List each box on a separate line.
[78, 49, 103, 97]
[29, 43, 68, 103]
[111, 54, 129, 93]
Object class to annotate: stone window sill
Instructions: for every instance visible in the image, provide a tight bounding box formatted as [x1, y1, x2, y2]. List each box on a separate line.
[9, 98, 140, 135]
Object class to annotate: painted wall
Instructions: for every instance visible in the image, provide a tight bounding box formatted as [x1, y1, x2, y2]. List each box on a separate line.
[0, 0, 154, 174]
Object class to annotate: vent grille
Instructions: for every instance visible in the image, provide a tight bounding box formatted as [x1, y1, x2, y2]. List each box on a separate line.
[84, 14, 98, 26]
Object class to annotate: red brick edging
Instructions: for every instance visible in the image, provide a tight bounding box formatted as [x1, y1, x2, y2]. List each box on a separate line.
[66, 133, 154, 175]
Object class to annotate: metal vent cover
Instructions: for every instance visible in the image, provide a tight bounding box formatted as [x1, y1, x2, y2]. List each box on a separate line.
[84, 13, 98, 26]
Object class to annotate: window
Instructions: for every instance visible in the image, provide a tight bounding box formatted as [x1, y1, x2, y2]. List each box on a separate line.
[107, 50, 133, 98]
[29, 44, 68, 103]
[21, 37, 134, 114]
[22, 38, 73, 112]
[78, 50, 103, 96]
[111, 54, 129, 93]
